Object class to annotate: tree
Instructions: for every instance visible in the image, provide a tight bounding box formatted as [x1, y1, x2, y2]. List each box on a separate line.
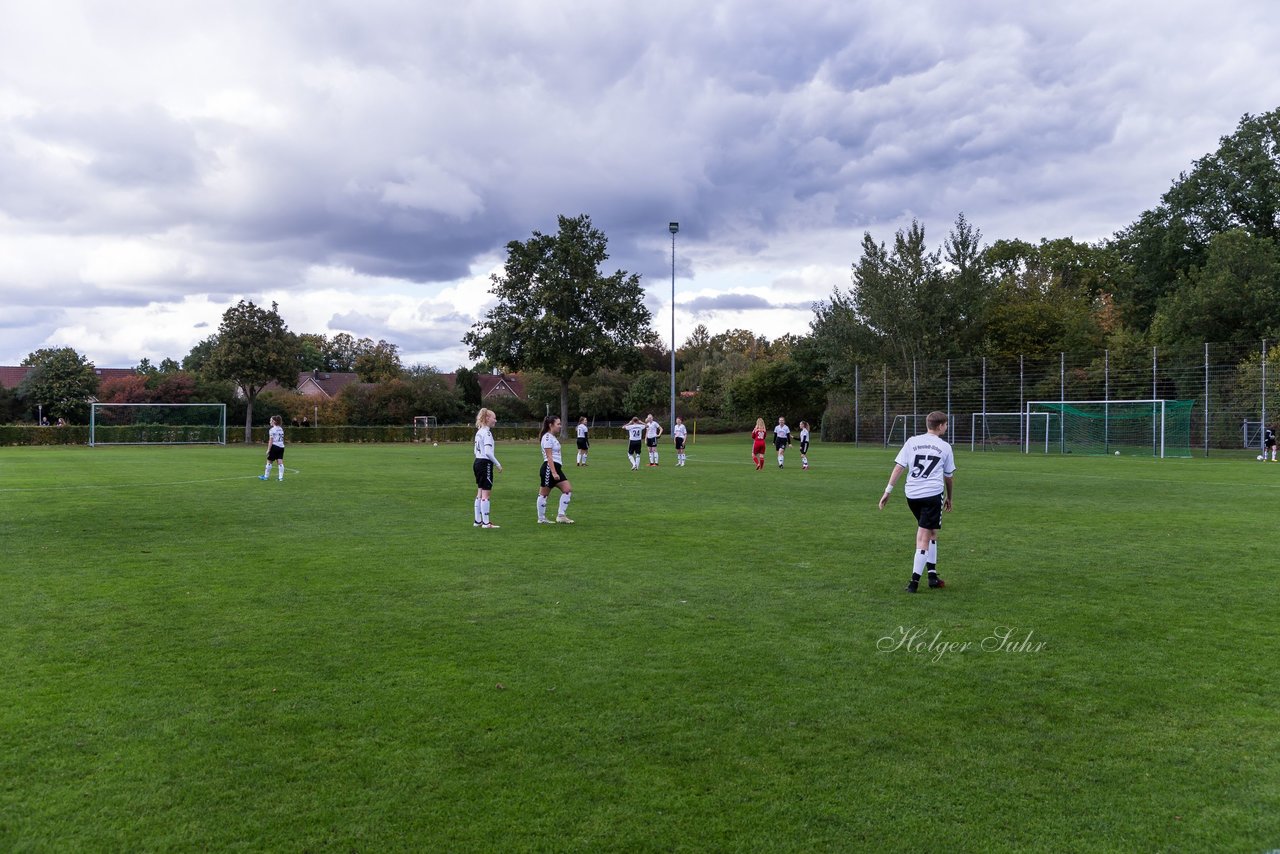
[206, 301, 300, 441]
[158, 357, 182, 374]
[17, 347, 100, 423]
[454, 367, 484, 410]
[1150, 229, 1280, 348]
[849, 220, 946, 371]
[353, 339, 403, 383]
[99, 374, 152, 403]
[182, 336, 219, 373]
[1110, 108, 1280, 329]
[464, 213, 654, 430]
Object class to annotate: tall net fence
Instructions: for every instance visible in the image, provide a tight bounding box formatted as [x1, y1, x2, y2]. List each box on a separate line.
[826, 340, 1278, 455]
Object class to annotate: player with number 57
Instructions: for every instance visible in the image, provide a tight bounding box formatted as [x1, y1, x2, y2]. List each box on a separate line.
[878, 410, 956, 593]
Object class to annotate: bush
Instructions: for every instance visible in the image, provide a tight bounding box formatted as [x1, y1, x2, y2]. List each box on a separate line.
[821, 405, 855, 442]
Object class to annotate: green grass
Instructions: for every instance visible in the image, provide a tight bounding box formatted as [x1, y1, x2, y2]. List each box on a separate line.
[2, 437, 1278, 852]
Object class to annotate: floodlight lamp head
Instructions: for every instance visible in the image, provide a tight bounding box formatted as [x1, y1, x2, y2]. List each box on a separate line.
[669, 222, 679, 234]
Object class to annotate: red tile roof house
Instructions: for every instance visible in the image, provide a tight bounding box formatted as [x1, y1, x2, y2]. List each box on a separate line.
[276, 371, 525, 401]
[276, 371, 524, 402]
[441, 372, 526, 400]
[0, 366, 138, 396]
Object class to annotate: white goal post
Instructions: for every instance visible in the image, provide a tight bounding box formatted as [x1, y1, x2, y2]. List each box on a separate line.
[412, 415, 437, 442]
[970, 411, 1057, 452]
[90, 403, 228, 446]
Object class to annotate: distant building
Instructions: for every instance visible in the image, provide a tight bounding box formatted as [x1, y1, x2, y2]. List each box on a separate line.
[0, 366, 137, 394]
[441, 372, 526, 400]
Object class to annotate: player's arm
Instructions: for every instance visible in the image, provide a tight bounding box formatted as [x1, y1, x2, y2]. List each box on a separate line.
[943, 474, 954, 511]
[878, 464, 906, 510]
[544, 446, 560, 479]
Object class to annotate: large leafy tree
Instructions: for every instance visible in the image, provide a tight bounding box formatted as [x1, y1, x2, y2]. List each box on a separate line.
[1150, 229, 1280, 348]
[17, 347, 100, 423]
[1111, 108, 1280, 328]
[353, 339, 403, 383]
[206, 301, 300, 441]
[453, 366, 483, 410]
[464, 213, 653, 430]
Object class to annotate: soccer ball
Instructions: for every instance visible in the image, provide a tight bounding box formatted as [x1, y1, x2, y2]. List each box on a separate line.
[1114, 451, 1120, 456]
[1258, 455, 1265, 461]
[433, 442, 439, 447]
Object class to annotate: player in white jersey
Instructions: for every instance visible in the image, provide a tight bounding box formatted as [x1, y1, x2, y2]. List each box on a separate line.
[260, 415, 286, 481]
[798, 421, 811, 470]
[672, 417, 688, 466]
[644, 414, 663, 466]
[773, 417, 791, 468]
[471, 408, 503, 528]
[624, 417, 646, 470]
[537, 415, 574, 523]
[575, 417, 590, 466]
[878, 410, 956, 593]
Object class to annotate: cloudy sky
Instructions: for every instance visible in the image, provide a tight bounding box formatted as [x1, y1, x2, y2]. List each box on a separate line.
[3, 0, 1279, 369]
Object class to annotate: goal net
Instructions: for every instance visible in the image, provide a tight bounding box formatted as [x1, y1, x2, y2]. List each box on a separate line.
[90, 403, 228, 446]
[970, 412, 1058, 452]
[1026, 400, 1194, 458]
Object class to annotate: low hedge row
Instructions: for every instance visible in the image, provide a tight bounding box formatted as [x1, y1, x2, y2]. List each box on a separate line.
[0, 422, 758, 446]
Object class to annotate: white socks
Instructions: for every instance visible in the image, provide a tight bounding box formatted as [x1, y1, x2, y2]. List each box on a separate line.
[558, 492, 571, 516]
[912, 548, 928, 578]
[537, 495, 548, 520]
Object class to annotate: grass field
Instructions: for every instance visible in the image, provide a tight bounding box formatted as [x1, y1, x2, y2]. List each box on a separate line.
[2, 436, 1278, 852]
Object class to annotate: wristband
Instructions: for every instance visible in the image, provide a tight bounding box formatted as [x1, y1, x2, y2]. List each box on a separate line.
[883, 484, 893, 494]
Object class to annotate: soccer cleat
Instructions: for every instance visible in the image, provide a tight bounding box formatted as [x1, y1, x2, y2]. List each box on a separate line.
[537, 518, 554, 524]
[473, 521, 482, 527]
[905, 580, 919, 593]
[259, 475, 268, 480]
[928, 576, 945, 589]
[555, 515, 574, 524]
[481, 522, 500, 529]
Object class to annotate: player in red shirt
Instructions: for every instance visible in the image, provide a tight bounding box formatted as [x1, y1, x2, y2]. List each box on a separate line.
[751, 417, 767, 470]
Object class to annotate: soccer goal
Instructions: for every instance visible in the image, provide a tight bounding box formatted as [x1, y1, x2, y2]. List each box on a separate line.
[970, 412, 1058, 452]
[90, 403, 227, 446]
[412, 415, 437, 442]
[1026, 399, 1194, 458]
[886, 414, 925, 446]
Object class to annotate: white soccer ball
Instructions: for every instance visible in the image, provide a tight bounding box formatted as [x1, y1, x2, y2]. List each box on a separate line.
[1258, 454, 1265, 461]
[433, 442, 439, 446]
[1114, 451, 1120, 456]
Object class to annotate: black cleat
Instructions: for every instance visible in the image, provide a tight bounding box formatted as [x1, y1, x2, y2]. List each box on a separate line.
[905, 580, 919, 593]
[928, 576, 945, 589]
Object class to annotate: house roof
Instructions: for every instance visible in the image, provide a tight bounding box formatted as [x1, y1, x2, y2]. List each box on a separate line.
[0, 365, 137, 389]
[441, 372, 526, 399]
[295, 370, 363, 398]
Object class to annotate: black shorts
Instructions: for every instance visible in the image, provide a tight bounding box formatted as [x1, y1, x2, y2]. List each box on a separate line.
[628, 439, 642, 454]
[1266, 438, 1277, 449]
[267, 445, 285, 462]
[540, 461, 566, 488]
[774, 437, 788, 451]
[646, 437, 658, 448]
[799, 440, 809, 454]
[576, 437, 590, 450]
[907, 493, 944, 531]
[473, 459, 494, 490]
[674, 437, 685, 450]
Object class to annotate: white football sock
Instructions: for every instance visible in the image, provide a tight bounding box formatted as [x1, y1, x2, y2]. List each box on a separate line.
[558, 492, 571, 516]
[537, 495, 548, 520]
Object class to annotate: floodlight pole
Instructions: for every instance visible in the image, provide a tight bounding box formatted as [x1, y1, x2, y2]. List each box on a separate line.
[669, 221, 679, 436]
